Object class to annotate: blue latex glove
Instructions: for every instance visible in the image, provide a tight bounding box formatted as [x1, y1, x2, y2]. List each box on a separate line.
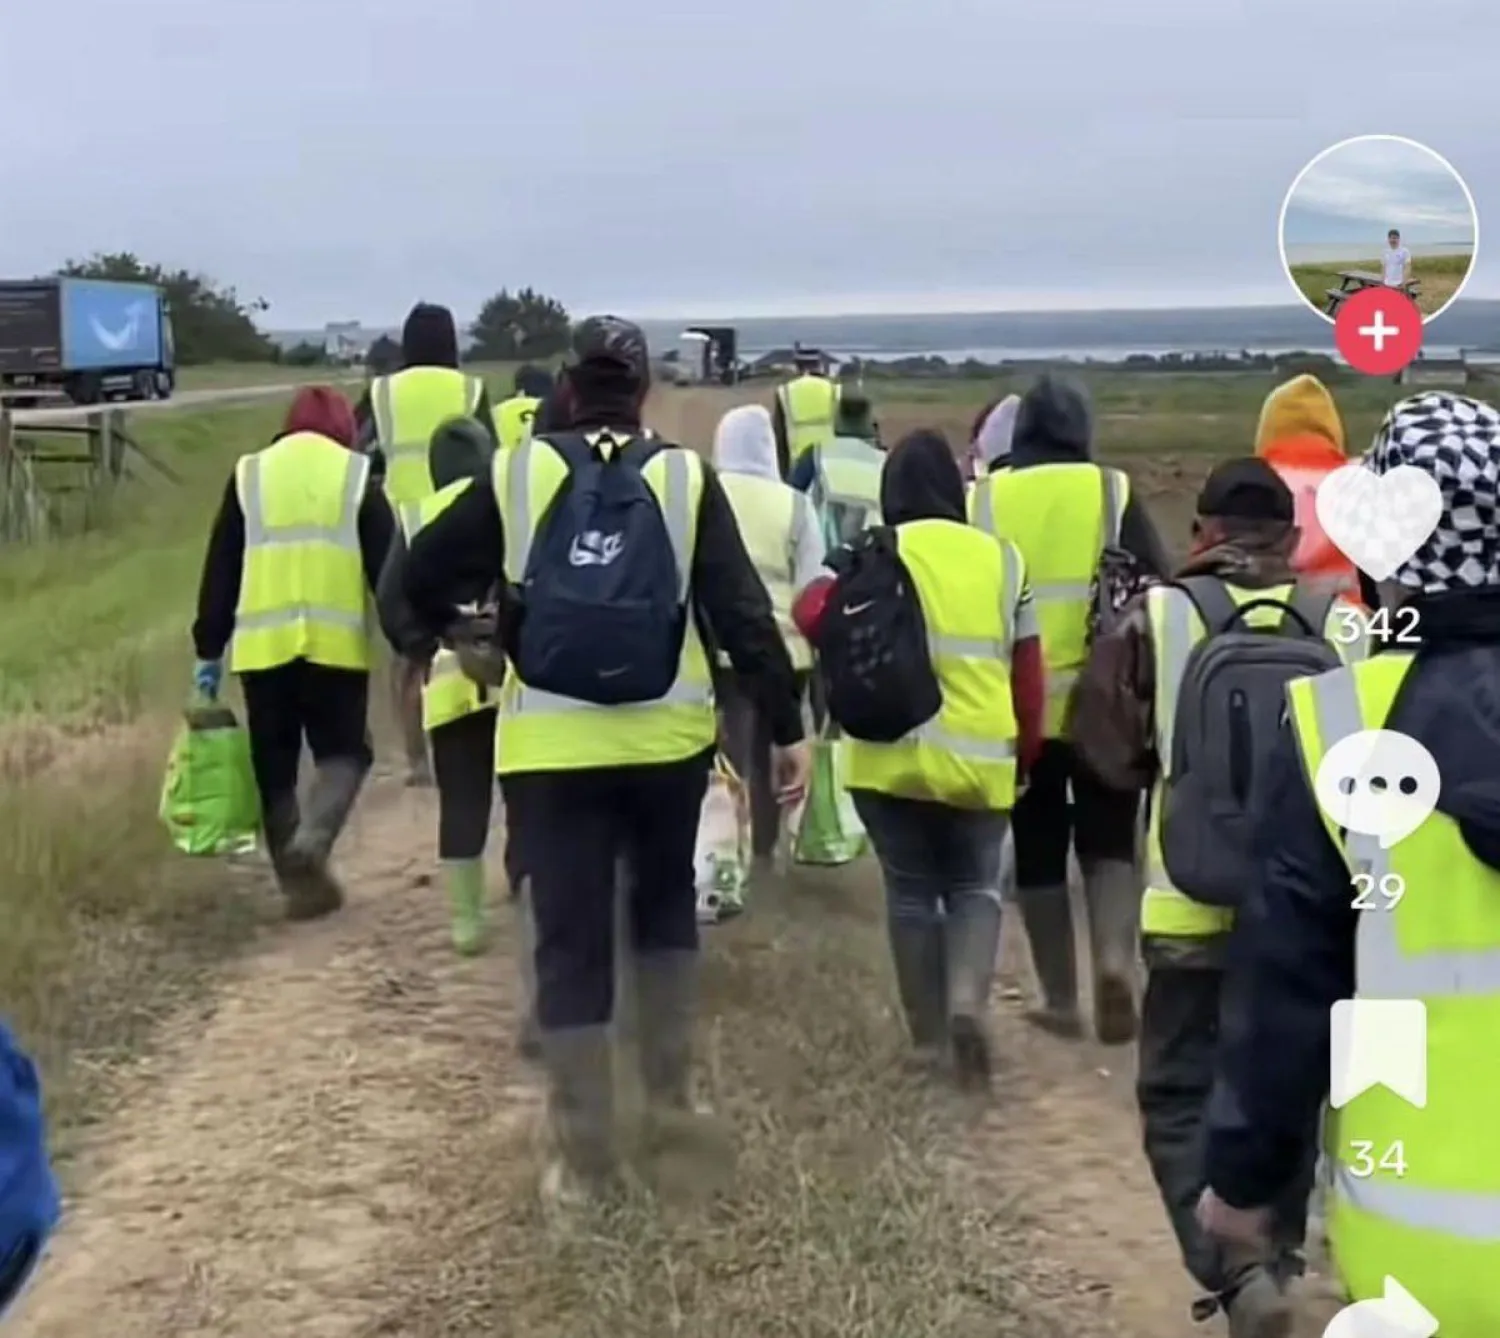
[193, 659, 223, 700]
[0, 1021, 61, 1316]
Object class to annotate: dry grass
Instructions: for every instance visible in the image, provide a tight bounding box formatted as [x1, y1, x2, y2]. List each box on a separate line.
[1288, 252, 1473, 317]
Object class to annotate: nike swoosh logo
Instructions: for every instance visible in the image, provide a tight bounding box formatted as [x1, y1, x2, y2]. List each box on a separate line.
[843, 600, 874, 615]
[598, 666, 629, 678]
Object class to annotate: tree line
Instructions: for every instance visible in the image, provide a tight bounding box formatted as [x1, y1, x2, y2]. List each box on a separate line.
[55, 255, 575, 366]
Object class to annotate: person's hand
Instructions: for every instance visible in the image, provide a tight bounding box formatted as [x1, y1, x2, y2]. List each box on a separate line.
[771, 740, 812, 807]
[192, 658, 223, 701]
[1195, 1188, 1272, 1249]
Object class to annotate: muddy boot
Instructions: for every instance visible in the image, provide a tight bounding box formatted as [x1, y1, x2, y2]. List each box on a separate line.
[262, 793, 300, 883]
[1017, 883, 1083, 1038]
[444, 858, 487, 956]
[1221, 1263, 1293, 1338]
[1081, 858, 1141, 1045]
[886, 919, 949, 1070]
[635, 949, 732, 1193]
[514, 881, 542, 1061]
[945, 888, 1004, 1090]
[539, 1025, 618, 1209]
[281, 757, 366, 921]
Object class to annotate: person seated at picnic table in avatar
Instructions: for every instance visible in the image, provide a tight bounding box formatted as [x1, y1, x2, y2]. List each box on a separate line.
[1382, 228, 1412, 289]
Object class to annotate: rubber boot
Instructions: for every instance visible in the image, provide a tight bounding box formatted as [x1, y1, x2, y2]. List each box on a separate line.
[539, 1025, 617, 1208]
[262, 793, 300, 882]
[514, 880, 541, 1061]
[281, 757, 366, 921]
[444, 858, 487, 956]
[944, 888, 1005, 1090]
[1017, 883, 1083, 1039]
[1222, 1257, 1293, 1338]
[1080, 858, 1141, 1045]
[634, 949, 732, 1193]
[886, 919, 949, 1070]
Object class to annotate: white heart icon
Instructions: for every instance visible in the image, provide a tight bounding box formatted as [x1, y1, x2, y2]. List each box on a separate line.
[1315, 463, 1443, 583]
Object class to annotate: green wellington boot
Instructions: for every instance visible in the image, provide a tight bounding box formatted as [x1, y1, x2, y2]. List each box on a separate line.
[445, 858, 488, 955]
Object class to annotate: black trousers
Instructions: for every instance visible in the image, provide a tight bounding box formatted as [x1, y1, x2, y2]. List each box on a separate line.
[239, 660, 373, 824]
[1011, 739, 1139, 888]
[1136, 965, 1312, 1296]
[429, 708, 497, 861]
[716, 668, 808, 858]
[504, 748, 713, 1030]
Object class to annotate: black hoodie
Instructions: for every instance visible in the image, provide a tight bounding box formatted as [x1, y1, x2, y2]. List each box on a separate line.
[376, 416, 496, 661]
[1205, 587, 1500, 1210]
[1008, 373, 1171, 577]
[881, 429, 967, 525]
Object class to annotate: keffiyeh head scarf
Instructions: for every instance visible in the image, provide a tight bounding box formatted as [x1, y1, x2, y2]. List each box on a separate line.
[1365, 391, 1500, 592]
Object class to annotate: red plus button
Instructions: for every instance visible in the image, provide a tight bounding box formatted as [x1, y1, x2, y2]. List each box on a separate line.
[1334, 286, 1423, 376]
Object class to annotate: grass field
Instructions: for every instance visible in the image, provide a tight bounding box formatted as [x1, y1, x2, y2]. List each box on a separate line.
[0, 363, 1430, 1335]
[1288, 251, 1473, 317]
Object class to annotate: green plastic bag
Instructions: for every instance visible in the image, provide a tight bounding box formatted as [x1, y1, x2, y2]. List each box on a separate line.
[159, 701, 261, 856]
[791, 735, 867, 865]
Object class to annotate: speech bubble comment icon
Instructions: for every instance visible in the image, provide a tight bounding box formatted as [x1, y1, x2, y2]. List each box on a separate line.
[1313, 729, 1440, 850]
[1315, 463, 1444, 583]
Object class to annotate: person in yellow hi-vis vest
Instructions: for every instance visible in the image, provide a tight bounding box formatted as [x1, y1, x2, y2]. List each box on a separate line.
[711, 404, 826, 862]
[492, 365, 555, 453]
[353, 302, 495, 787]
[794, 430, 1047, 1089]
[968, 373, 1171, 1048]
[191, 387, 394, 921]
[1199, 393, 1500, 1338]
[377, 417, 497, 956]
[400, 316, 810, 1204]
[772, 353, 840, 480]
[1072, 457, 1369, 1336]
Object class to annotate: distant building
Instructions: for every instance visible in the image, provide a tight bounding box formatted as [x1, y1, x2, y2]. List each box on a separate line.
[323, 321, 368, 364]
[1399, 357, 1468, 387]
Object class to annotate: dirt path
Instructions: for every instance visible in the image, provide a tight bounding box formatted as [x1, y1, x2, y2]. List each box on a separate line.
[10, 765, 539, 1338]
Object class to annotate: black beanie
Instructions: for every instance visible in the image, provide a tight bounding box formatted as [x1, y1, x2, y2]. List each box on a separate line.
[401, 302, 460, 370]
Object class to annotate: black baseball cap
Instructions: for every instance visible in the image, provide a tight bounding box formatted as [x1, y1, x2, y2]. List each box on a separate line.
[1197, 457, 1294, 523]
[570, 315, 650, 380]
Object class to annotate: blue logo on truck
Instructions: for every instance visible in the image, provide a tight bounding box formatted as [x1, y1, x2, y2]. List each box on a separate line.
[60, 280, 164, 371]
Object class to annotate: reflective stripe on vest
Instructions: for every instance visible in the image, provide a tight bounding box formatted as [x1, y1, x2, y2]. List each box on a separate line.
[1288, 656, 1500, 1326]
[230, 433, 371, 673]
[403, 478, 492, 732]
[816, 437, 883, 512]
[843, 520, 1022, 810]
[372, 368, 483, 506]
[778, 376, 840, 462]
[972, 463, 1127, 735]
[718, 472, 811, 670]
[495, 432, 715, 773]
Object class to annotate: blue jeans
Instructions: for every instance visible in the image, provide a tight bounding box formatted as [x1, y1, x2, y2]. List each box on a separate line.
[852, 791, 1009, 923]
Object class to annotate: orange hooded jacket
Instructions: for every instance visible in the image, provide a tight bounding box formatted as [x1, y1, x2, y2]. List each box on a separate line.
[1254, 374, 1363, 605]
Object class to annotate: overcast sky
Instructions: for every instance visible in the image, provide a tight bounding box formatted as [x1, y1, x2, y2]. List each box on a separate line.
[2, 0, 1494, 326]
[1283, 136, 1477, 252]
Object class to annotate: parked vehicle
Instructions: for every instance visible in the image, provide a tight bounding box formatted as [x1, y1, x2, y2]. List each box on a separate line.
[0, 278, 176, 405]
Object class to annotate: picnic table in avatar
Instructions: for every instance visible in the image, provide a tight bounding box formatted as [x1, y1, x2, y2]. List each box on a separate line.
[1324, 269, 1421, 317]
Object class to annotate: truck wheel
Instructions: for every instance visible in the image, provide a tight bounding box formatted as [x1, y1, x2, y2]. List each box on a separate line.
[134, 370, 157, 401]
[69, 374, 101, 406]
[155, 370, 173, 398]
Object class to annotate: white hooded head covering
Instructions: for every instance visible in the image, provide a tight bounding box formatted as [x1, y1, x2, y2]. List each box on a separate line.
[713, 404, 780, 480]
[974, 394, 1020, 469]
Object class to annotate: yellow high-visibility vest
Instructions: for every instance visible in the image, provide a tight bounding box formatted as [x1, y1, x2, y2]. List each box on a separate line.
[814, 436, 883, 525]
[776, 374, 840, 465]
[1288, 652, 1500, 1336]
[399, 478, 494, 732]
[718, 472, 812, 670]
[969, 462, 1128, 736]
[493, 393, 540, 453]
[371, 366, 484, 506]
[843, 519, 1023, 810]
[230, 431, 372, 673]
[494, 431, 714, 774]
[1141, 581, 1367, 940]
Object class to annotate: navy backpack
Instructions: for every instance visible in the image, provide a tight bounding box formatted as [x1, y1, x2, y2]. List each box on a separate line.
[513, 431, 686, 706]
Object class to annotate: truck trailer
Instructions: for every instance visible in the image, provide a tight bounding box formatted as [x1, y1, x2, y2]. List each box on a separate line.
[0, 278, 176, 405]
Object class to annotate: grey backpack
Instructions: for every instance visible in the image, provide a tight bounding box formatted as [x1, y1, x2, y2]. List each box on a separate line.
[1158, 576, 1341, 907]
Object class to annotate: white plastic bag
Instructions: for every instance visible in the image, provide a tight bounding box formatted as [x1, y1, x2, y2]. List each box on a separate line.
[695, 755, 750, 924]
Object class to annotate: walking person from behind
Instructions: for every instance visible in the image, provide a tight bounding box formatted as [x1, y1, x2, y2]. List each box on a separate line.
[795, 430, 1045, 1087]
[403, 317, 810, 1203]
[493, 365, 554, 454]
[1199, 394, 1500, 1338]
[192, 386, 393, 919]
[355, 301, 494, 787]
[969, 372, 1171, 1045]
[1071, 457, 1369, 1336]
[772, 351, 841, 481]
[711, 403, 826, 866]
[377, 416, 498, 954]
[789, 391, 887, 545]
